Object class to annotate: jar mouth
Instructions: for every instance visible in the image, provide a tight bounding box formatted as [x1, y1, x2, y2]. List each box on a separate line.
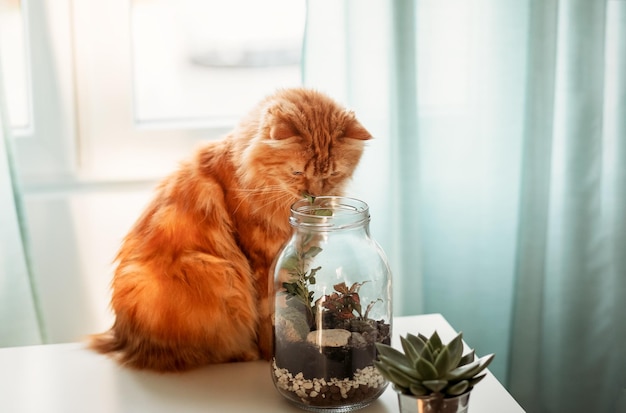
[290, 196, 370, 230]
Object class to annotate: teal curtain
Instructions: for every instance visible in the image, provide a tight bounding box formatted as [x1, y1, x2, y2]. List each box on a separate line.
[0, 66, 43, 347]
[510, 1, 626, 412]
[305, 0, 626, 411]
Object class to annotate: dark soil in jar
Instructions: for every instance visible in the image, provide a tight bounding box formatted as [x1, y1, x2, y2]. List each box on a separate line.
[274, 318, 391, 381]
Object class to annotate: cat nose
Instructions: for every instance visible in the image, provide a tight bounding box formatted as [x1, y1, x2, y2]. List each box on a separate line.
[307, 181, 324, 197]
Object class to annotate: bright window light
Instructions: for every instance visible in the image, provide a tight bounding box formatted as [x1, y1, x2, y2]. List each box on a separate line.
[0, 0, 31, 131]
[130, 0, 306, 127]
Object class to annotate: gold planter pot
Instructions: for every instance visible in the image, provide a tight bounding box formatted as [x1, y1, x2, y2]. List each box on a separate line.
[397, 392, 471, 413]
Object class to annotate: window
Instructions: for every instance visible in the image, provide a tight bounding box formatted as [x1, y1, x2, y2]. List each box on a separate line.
[0, 0, 31, 132]
[131, 0, 305, 126]
[2, 0, 306, 183]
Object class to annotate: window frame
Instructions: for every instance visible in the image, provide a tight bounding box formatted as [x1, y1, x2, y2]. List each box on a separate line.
[71, 0, 230, 182]
[12, 0, 264, 186]
[9, 0, 78, 186]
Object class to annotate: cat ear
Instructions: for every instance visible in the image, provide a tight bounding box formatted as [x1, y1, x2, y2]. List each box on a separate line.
[344, 119, 372, 141]
[269, 122, 297, 140]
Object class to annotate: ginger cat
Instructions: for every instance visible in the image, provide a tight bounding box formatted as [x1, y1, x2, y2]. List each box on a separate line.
[89, 88, 371, 371]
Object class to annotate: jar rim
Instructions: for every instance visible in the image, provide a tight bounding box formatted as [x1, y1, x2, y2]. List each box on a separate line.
[289, 196, 370, 230]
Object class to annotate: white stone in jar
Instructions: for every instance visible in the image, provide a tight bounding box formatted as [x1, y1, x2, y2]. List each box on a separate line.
[306, 329, 351, 347]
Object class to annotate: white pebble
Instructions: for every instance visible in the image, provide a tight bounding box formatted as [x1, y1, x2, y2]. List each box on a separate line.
[306, 329, 352, 347]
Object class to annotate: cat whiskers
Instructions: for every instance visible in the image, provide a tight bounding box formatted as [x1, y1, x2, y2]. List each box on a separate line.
[256, 190, 297, 217]
[231, 186, 297, 216]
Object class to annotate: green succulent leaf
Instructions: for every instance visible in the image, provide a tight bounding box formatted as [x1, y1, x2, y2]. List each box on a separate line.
[469, 353, 494, 376]
[415, 356, 439, 380]
[405, 333, 427, 351]
[409, 383, 430, 396]
[406, 333, 433, 362]
[446, 380, 470, 396]
[434, 344, 452, 376]
[375, 343, 422, 378]
[446, 359, 480, 381]
[446, 333, 464, 368]
[378, 354, 421, 380]
[376, 343, 411, 365]
[468, 373, 487, 388]
[385, 365, 416, 388]
[445, 353, 495, 381]
[401, 336, 421, 364]
[459, 349, 475, 366]
[422, 379, 448, 393]
[374, 360, 395, 382]
[375, 360, 415, 389]
[427, 331, 443, 353]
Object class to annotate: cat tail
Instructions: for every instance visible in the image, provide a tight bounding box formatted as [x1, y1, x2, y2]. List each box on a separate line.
[88, 329, 119, 355]
[87, 326, 210, 372]
[88, 323, 259, 372]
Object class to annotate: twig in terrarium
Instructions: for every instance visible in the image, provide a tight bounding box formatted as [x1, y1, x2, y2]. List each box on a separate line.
[280, 243, 323, 327]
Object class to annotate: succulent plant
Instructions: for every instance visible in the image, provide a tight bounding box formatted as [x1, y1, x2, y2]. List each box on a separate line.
[374, 331, 494, 398]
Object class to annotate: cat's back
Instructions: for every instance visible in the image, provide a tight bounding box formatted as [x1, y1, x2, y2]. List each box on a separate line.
[119, 138, 238, 258]
[159, 138, 236, 207]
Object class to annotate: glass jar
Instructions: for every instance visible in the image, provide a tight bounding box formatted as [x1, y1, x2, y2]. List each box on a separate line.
[271, 196, 392, 412]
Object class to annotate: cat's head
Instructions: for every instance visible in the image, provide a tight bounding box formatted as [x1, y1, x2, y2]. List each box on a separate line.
[235, 88, 371, 200]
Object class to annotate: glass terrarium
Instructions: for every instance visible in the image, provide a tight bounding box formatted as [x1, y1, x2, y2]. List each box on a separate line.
[271, 196, 392, 412]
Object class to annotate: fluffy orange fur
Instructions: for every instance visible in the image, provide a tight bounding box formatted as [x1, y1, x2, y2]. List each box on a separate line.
[89, 88, 371, 371]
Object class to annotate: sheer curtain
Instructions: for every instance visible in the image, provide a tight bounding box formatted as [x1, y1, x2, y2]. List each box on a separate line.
[510, 1, 626, 412]
[305, 0, 626, 412]
[0, 70, 43, 347]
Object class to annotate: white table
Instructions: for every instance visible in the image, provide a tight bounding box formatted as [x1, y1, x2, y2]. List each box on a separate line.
[0, 314, 525, 413]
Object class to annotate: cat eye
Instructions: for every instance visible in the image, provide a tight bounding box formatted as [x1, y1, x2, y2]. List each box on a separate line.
[292, 171, 304, 176]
